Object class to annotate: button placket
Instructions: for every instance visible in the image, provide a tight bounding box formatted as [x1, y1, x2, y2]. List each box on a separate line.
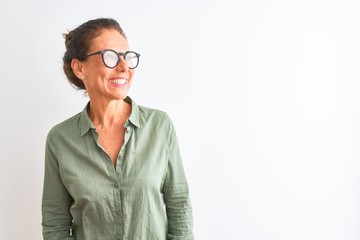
[116, 126, 133, 174]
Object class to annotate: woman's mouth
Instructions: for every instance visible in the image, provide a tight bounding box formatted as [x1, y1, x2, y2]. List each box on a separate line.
[109, 78, 127, 86]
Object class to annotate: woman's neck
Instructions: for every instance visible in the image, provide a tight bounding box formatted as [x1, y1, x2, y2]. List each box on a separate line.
[88, 99, 130, 128]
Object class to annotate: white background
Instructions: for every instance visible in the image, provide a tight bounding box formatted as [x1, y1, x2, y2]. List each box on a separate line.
[1, 0, 360, 239]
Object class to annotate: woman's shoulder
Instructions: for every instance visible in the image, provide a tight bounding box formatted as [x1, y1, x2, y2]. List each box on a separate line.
[47, 111, 83, 138]
[135, 103, 176, 132]
[136, 104, 177, 141]
[138, 104, 169, 119]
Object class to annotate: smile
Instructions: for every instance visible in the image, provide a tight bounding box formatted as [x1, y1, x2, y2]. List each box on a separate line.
[109, 78, 127, 86]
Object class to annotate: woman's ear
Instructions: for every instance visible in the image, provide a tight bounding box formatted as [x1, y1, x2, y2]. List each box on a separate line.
[71, 59, 85, 80]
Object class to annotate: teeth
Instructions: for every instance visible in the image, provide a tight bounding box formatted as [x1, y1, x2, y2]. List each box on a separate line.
[109, 78, 127, 84]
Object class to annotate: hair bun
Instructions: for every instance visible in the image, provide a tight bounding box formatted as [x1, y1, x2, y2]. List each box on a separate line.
[63, 30, 74, 48]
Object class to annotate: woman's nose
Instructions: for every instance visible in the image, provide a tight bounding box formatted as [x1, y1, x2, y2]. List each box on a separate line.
[116, 56, 129, 71]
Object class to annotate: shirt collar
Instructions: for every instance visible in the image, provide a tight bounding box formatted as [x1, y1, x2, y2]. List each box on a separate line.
[79, 96, 140, 136]
[124, 96, 140, 128]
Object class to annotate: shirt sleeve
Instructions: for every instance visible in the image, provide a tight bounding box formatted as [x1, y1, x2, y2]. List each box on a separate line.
[163, 120, 194, 240]
[42, 129, 75, 240]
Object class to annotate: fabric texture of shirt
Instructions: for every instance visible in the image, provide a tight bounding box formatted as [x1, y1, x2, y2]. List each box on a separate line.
[42, 97, 193, 240]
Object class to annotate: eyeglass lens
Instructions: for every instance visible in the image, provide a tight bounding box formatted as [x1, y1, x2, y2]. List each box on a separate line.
[103, 50, 139, 69]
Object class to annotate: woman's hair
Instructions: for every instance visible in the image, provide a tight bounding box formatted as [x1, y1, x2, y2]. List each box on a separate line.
[63, 18, 127, 90]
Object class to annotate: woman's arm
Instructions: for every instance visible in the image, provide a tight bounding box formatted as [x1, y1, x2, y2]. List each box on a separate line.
[163, 123, 194, 240]
[42, 130, 75, 240]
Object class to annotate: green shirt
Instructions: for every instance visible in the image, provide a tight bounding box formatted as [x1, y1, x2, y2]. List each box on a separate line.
[42, 97, 193, 240]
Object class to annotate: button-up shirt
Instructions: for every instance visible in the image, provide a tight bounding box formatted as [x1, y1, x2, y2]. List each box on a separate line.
[42, 97, 193, 240]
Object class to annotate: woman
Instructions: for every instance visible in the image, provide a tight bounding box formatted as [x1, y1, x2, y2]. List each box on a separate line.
[42, 18, 193, 240]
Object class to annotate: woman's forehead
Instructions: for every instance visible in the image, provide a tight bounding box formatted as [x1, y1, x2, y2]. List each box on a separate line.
[90, 29, 128, 51]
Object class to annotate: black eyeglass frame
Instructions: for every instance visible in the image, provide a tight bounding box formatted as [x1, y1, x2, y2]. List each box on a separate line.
[79, 49, 141, 69]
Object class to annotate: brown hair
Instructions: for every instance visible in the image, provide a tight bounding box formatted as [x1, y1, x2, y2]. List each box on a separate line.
[63, 18, 127, 90]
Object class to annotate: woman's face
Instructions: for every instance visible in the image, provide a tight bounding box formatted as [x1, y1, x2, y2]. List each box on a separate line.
[78, 29, 135, 102]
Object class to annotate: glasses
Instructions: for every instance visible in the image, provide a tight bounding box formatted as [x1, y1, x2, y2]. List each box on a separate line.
[79, 49, 140, 69]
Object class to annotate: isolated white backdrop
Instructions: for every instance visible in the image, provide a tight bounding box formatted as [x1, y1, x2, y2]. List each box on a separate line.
[1, 0, 360, 239]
